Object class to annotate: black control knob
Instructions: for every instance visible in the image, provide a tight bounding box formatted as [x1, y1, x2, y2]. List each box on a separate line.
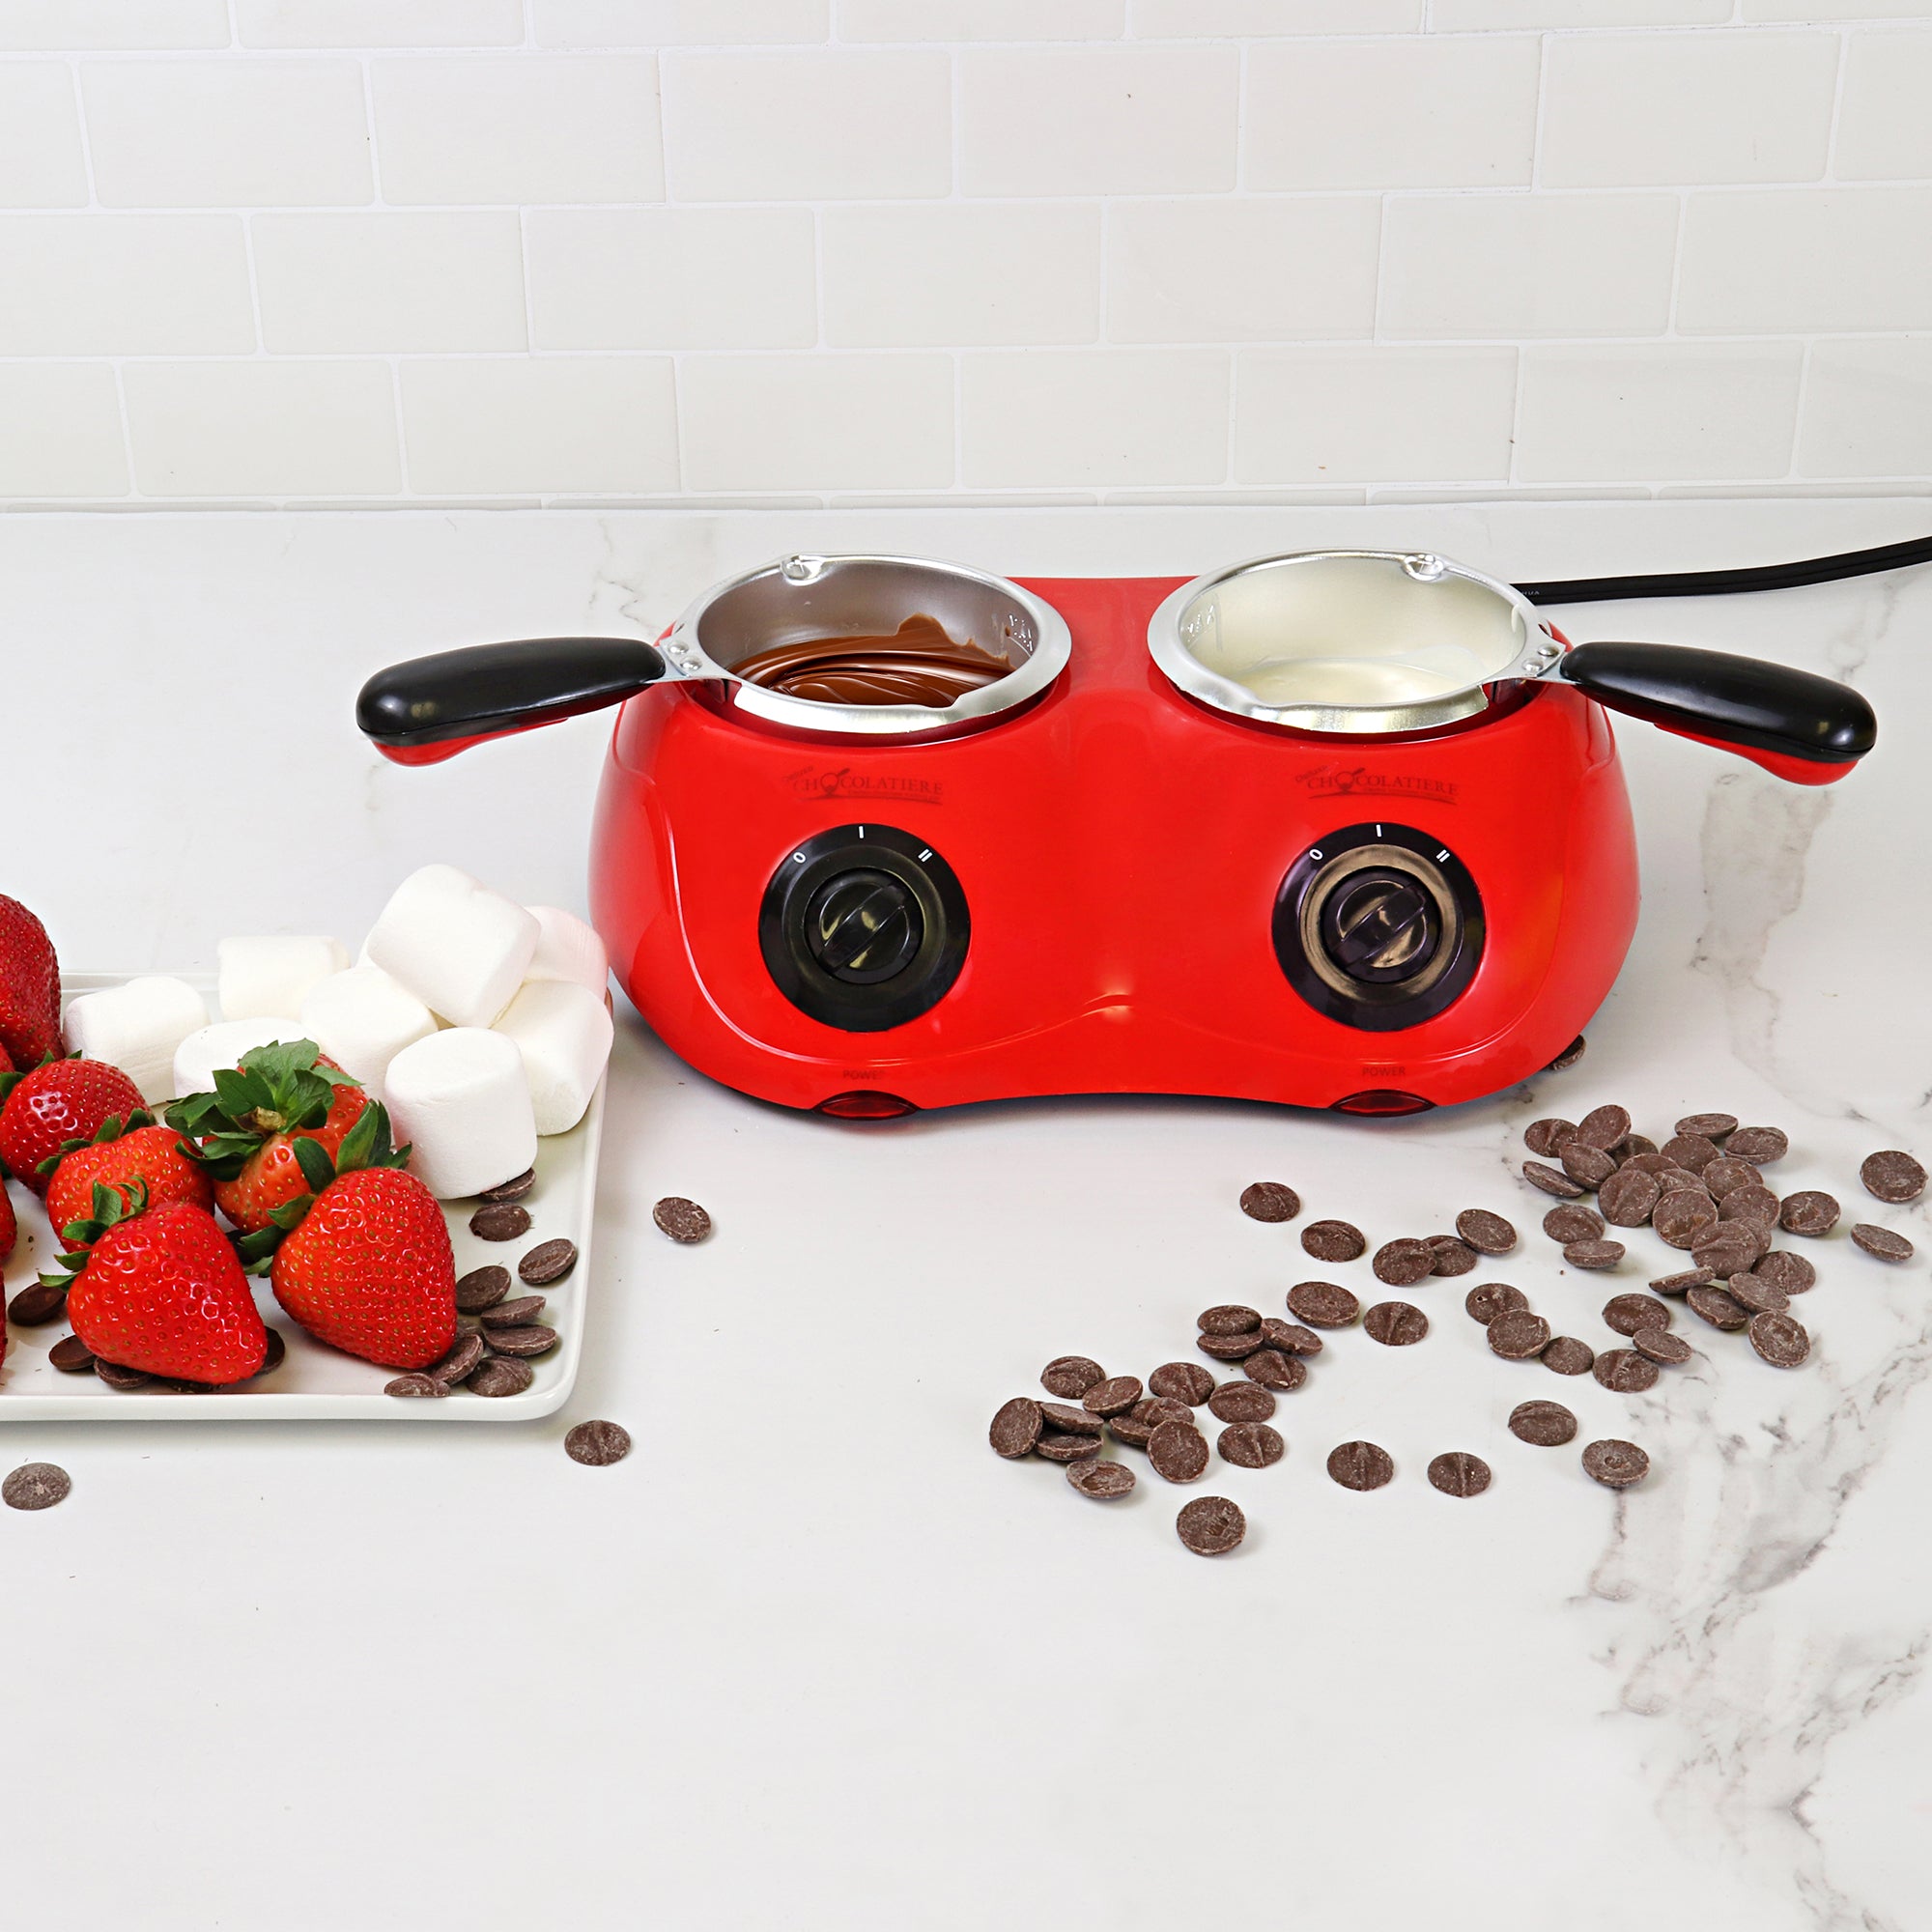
[1320, 869, 1440, 984]
[804, 869, 923, 984]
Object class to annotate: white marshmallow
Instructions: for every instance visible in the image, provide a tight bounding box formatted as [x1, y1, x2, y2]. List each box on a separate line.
[492, 980, 612, 1136]
[383, 1028, 537, 1200]
[299, 966, 437, 1090]
[217, 935, 349, 1023]
[363, 864, 540, 1028]
[525, 905, 610, 996]
[173, 1017, 307, 1098]
[62, 976, 209, 1104]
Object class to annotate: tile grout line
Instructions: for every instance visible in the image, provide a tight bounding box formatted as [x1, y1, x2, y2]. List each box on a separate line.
[65, 54, 138, 503]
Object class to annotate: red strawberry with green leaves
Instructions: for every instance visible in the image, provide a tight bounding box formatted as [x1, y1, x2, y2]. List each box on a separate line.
[166, 1039, 364, 1235]
[43, 1181, 268, 1385]
[243, 1104, 454, 1371]
[43, 1111, 214, 1250]
[0, 1179, 15, 1268]
[0, 1056, 146, 1197]
[0, 895, 61, 1068]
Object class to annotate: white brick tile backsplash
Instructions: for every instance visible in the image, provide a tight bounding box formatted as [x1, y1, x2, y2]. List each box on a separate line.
[0, 214, 254, 354]
[1133, 1, 1421, 31]
[823, 204, 1101, 347]
[1835, 32, 1932, 183]
[1517, 343, 1804, 482]
[1381, 193, 1679, 338]
[535, 1, 829, 44]
[959, 48, 1238, 197]
[1245, 37, 1539, 191]
[238, 1, 526, 46]
[527, 208, 816, 349]
[1434, 0, 1727, 25]
[372, 56, 663, 205]
[81, 60, 372, 207]
[1235, 347, 1517, 485]
[0, 63, 86, 207]
[1678, 189, 1932, 333]
[1744, 0, 1927, 17]
[403, 355, 678, 494]
[961, 349, 1228, 487]
[1107, 197, 1379, 343]
[254, 213, 527, 353]
[0, 2, 228, 50]
[1541, 32, 1838, 189]
[679, 353, 953, 490]
[1799, 338, 1932, 477]
[663, 52, 949, 200]
[0, 364, 128, 496]
[126, 360, 402, 496]
[840, 0, 1122, 38]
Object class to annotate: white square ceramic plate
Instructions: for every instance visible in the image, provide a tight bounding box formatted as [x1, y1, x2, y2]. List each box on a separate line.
[0, 974, 603, 1421]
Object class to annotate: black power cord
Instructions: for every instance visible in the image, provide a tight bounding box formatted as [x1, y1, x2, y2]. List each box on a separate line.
[1516, 532, 1932, 606]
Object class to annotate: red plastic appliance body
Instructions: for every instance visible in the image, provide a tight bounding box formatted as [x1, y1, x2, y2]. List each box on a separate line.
[588, 576, 1639, 1114]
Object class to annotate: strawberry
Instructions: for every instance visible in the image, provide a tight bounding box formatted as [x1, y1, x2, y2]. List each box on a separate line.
[44, 1112, 214, 1250]
[248, 1104, 454, 1371]
[166, 1039, 364, 1235]
[0, 895, 61, 1068]
[0, 1180, 14, 1268]
[0, 1056, 146, 1197]
[45, 1182, 267, 1385]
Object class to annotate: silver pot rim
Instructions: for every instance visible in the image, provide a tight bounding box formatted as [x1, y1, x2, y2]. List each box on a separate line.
[1147, 548, 1562, 736]
[662, 552, 1071, 740]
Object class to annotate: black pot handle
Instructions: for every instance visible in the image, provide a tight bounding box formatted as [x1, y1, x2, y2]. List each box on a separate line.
[1556, 641, 1875, 786]
[356, 638, 669, 765]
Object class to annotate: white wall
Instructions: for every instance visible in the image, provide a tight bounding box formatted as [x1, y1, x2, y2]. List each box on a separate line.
[1, 1, 1928, 508]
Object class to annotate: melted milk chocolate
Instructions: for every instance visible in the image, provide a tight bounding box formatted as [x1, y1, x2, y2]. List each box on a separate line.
[732, 614, 1010, 707]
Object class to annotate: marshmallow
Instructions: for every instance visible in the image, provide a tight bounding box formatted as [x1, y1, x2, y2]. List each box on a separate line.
[174, 1017, 307, 1099]
[363, 864, 539, 1028]
[299, 966, 437, 1090]
[217, 935, 349, 1023]
[62, 976, 209, 1104]
[525, 905, 610, 997]
[492, 980, 612, 1136]
[383, 1028, 537, 1200]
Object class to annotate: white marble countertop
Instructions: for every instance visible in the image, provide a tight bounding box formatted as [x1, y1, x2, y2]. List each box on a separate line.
[2, 499, 1928, 1932]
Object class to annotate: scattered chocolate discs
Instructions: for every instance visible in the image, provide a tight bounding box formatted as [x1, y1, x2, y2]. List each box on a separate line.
[1083, 1376, 1143, 1417]
[1548, 1035, 1587, 1069]
[1654, 1191, 1719, 1249]
[1239, 1181, 1300, 1223]
[456, 1264, 512, 1314]
[1564, 1239, 1625, 1270]
[1861, 1150, 1926, 1205]
[1036, 1432, 1101, 1463]
[429, 1331, 489, 1384]
[519, 1238, 578, 1286]
[260, 1327, 287, 1374]
[1721, 1184, 1781, 1231]
[1523, 1160, 1585, 1200]
[1198, 1304, 1263, 1337]
[94, 1361, 152, 1390]
[1544, 1204, 1605, 1243]
[1541, 1336, 1596, 1377]
[1603, 1293, 1671, 1337]
[1851, 1223, 1914, 1263]
[1137, 1396, 1195, 1429]
[1465, 1282, 1528, 1325]
[469, 1356, 534, 1398]
[1243, 1349, 1306, 1391]
[1372, 1238, 1435, 1286]
[1747, 1310, 1811, 1368]
[1509, 1400, 1577, 1447]
[990, 1398, 1043, 1459]
[1751, 1250, 1816, 1294]
[1149, 1422, 1210, 1484]
[1040, 1403, 1102, 1436]
[1560, 1141, 1617, 1188]
[1287, 1281, 1359, 1328]
[1675, 1113, 1737, 1140]
[478, 1167, 536, 1203]
[1725, 1271, 1787, 1316]
[1577, 1104, 1631, 1149]
[1042, 1355, 1105, 1399]
[6, 1281, 67, 1326]
[1149, 1361, 1214, 1405]
[565, 1420, 632, 1466]
[1259, 1319, 1322, 1355]
[1455, 1208, 1518, 1255]
[384, 1374, 450, 1398]
[1702, 1156, 1759, 1199]
[1301, 1219, 1366, 1263]
[481, 1325, 558, 1358]
[1326, 1440, 1394, 1492]
[1581, 1438, 1650, 1489]
[48, 1334, 95, 1374]
[1106, 1412, 1160, 1449]
[469, 1203, 530, 1242]
[1523, 1118, 1577, 1156]
[1725, 1126, 1788, 1165]
[1197, 1329, 1265, 1360]
[1364, 1300, 1429, 1347]
[1427, 1236, 1477, 1277]
[1597, 1168, 1660, 1228]
[1592, 1348, 1660, 1393]
[1218, 1422, 1285, 1469]
[1208, 1381, 1275, 1424]
[1649, 1266, 1713, 1296]
[480, 1294, 547, 1329]
[1176, 1495, 1245, 1555]
[1686, 1285, 1750, 1332]
[1068, 1459, 1136, 1499]
[2, 1462, 71, 1511]
[1660, 1133, 1720, 1174]
[1633, 1326, 1693, 1366]
[1427, 1451, 1492, 1497]
[1691, 1228, 1761, 1278]
[652, 1196, 712, 1243]
[1487, 1310, 1551, 1361]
